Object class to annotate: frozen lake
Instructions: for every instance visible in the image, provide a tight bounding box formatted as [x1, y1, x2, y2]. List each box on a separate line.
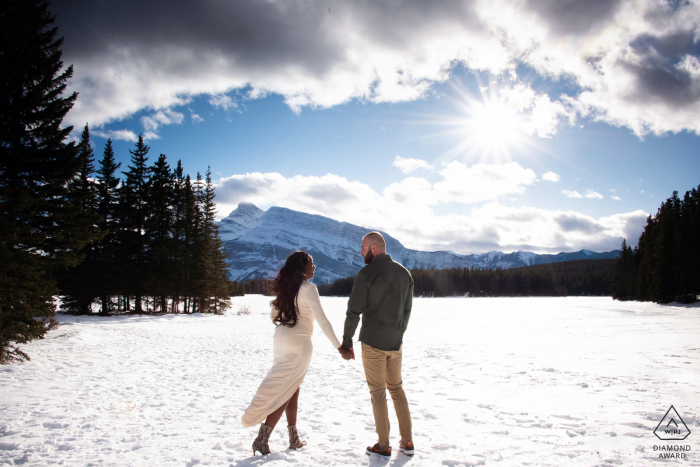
[1, 296, 699, 466]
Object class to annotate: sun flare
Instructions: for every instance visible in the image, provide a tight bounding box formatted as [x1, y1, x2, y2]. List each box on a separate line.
[460, 94, 524, 163]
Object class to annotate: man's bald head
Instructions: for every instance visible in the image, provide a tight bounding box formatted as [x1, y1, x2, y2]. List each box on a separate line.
[362, 231, 387, 255]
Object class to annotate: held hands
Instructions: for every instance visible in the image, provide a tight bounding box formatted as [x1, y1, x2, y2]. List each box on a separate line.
[337, 346, 355, 360]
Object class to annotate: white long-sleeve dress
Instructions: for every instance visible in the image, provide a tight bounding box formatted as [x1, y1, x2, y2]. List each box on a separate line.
[241, 281, 341, 427]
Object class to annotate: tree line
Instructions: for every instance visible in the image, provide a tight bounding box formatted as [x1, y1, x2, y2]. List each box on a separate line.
[0, 1, 230, 363]
[611, 185, 700, 303]
[318, 259, 616, 297]
[58, 126, 231, 316]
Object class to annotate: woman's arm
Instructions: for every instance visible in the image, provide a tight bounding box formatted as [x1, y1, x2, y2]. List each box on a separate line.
[305, 283, 342, 348]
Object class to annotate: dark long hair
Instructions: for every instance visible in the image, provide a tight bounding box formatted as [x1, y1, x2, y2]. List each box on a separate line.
[270, 251, 311, 327]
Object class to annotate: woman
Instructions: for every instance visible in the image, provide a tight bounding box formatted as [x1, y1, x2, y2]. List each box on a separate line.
[241, 250, 343, 456]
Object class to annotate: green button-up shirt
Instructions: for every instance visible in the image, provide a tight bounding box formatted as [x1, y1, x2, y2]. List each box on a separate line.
[341, 254, 414, 351]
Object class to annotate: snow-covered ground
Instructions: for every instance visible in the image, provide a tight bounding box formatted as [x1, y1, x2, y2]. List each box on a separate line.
[1, 296, 699, 466]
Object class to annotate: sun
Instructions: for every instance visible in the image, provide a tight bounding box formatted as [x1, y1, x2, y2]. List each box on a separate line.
[405, 80, 548, 166]
[459, 91, 524, 163]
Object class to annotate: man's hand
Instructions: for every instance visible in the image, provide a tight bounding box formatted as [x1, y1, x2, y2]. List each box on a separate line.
[338, 346, 355, 360]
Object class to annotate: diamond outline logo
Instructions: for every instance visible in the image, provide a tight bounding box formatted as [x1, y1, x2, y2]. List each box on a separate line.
[654, 406, 691, 441]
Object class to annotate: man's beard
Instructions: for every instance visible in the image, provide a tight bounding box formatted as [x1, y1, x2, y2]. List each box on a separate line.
[364, 249, 374, 265]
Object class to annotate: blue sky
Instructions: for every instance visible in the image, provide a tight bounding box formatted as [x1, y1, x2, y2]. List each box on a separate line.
[54, 0, 700, 254]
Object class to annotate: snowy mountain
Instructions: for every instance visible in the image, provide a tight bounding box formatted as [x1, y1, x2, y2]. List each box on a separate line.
[218, 203, 620, 284]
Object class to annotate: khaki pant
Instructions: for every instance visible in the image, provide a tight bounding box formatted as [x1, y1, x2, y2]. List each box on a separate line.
[361, 342, 412, 446]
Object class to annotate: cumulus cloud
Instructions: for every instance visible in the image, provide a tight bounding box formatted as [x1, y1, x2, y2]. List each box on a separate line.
[140, 109, 184, 136]
[51, 0, 700, 137]
[611, 195, 622, 201]
[561, 190, 583, 198]
[433, 161, 537, 204]
[209, 95, 238, 112]
[393, 156, 432, 174]
[584, 189, 604, 199]
[214, 167, 648, 253]
[92, 129, 138, 142]
[542, 171, 561, 182]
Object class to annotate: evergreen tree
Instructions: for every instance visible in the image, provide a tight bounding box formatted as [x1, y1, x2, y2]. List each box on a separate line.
[146, 154, 174, 312]
[119, 135, 151, 312]
[170, 160, 187, 312]
[199, 167, 231, 314]
[653, 194, 680, 303]
[634, 215, 656, 301]
[182, 174, 200, 313]
[0, 1, 100, 362]
[611, 239, 636, 300]
[59, 124, 104, 314]
[95, 139, 122, 313]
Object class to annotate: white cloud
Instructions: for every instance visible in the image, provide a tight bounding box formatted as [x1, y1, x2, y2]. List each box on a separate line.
[393, 156, 431, 174]
[542, 171, 561, 182]
[214, 168, 648, 253]
[432, 162, 537, 204]
[520, 94, 570, 138]
[141, 109, 184, 133]
[561, 190, 583, 198]
[610, 188, 617, 194]
[585, 190, 604, 200]
[57, 0, 700, 138]
[92, 129, 138, 142]
[209, 95, 238, 112]
[611, 195, 622, 201]
[640, 190, 645, 194]
[191, 113, 204, 124]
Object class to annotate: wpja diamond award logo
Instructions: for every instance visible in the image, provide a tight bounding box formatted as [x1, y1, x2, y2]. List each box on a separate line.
[653, 406, 692, 459]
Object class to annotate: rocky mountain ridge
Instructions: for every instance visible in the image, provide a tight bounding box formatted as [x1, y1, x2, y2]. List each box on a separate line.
[219, 203, 620, 284]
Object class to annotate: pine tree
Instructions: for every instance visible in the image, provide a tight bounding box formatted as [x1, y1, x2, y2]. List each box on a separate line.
[95, 139, 122, 313]
[611, 239, 636, 300]
[679, 188, 699, 302]
[58, 124, 104, 314]
[182, 174, 200, 313]
[199, 167, 231, 314]
[0, 1, 101, 362]
[147, 154, 174, 313]
[119, 135, 152, 312]
[170, 160, 187, 313]
[654, 194, 680, 303]
[634, 215, 656, 301]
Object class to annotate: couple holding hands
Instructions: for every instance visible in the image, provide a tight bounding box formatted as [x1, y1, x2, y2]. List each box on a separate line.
[241, 231, 415, 458]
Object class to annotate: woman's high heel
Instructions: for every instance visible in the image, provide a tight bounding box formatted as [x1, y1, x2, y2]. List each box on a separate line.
[287, 424, 307, 450]
[252, 423, 273, 455]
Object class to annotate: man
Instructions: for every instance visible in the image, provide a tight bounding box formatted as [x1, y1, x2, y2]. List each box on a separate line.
[339, 231, 415, 458]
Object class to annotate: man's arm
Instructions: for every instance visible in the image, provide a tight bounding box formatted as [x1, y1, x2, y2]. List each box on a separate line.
[403, 277, 413, 329]
[342, 271, 369, 348]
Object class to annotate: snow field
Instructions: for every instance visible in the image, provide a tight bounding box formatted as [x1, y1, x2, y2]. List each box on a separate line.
[1, 296, 699, 466]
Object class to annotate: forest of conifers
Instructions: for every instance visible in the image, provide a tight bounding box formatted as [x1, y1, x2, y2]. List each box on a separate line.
[316, 259, 616, 297]
[0, 1, 228, 363]
[58, 126, 232, 316]
[611, 185, 700, 303]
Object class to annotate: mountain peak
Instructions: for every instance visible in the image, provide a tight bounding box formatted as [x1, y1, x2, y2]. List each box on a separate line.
[230, 202, 262, 216]
[217, 204, 621, 283]
[220, 202, 266, 241]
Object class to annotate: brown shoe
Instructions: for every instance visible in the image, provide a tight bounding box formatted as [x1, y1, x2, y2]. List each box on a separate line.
[399, 439, 414, 456]
[366, 443, 392, 457]
[252, 423, 273, 455]
[287, 424, 306, 450]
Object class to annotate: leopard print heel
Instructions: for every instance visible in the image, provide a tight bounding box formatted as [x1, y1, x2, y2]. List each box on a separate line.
[252, 423, 273, 455]
[287, 424, 307, 450]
